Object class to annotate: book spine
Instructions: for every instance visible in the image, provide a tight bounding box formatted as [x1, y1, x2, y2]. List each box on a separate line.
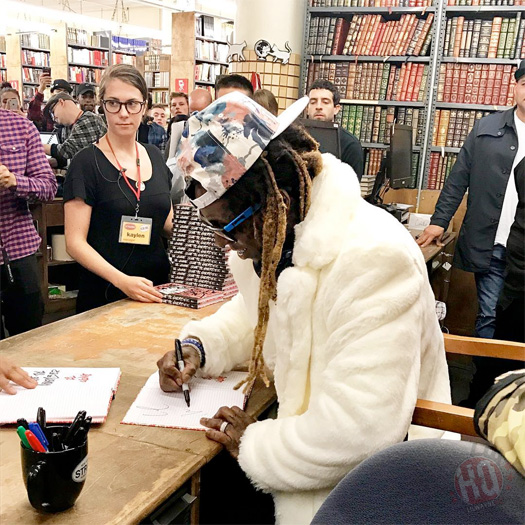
[470, 18, 482, 57]
[488, 17, 503, 58]
[497, 17, 510, 59]
[504, 17, 516, 59]
[514, 16, 525, 59]
[453, 16, 464, 57]
[459, 19, 470, 57]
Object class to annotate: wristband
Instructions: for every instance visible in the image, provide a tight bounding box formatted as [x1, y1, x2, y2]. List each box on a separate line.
[181, 337, 206, 368]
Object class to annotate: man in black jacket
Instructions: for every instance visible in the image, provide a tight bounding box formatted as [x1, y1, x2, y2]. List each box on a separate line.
[307, 79, 363, 180]
[418, 63, 525, 341]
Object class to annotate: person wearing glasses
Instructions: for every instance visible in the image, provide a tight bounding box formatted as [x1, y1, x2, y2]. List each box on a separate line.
[63, 64, 173, 313]
[42, 92, 106, 164]
[156, 93, 451, 525]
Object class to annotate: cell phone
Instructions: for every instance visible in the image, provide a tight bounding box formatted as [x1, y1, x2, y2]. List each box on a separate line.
[7, 98, 19, 111]
[42, 67, 51, 76]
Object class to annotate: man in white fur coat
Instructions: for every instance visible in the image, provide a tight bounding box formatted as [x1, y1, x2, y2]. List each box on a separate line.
[157, 92, 451, 525]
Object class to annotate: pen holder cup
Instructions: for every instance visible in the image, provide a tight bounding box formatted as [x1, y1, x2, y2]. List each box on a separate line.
[21, 425, 88, 513]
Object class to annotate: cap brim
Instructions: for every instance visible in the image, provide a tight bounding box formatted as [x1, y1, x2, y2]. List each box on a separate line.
[272, 96, 309, 140]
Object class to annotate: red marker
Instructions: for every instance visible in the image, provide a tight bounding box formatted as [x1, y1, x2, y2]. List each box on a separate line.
[25, 430, 46, 453]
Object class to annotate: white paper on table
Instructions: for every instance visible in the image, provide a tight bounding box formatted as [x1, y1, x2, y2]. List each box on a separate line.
[0, 368, 121, 424]
[121, 371, 249, 430]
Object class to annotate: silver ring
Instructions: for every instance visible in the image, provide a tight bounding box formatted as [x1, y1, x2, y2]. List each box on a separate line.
[219, 421, 229, 433]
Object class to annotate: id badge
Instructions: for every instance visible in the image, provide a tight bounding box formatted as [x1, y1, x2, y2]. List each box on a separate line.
[119, 216, 152, 245]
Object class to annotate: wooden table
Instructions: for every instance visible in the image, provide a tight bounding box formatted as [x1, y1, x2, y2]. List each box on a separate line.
[0, 300, 276, 524]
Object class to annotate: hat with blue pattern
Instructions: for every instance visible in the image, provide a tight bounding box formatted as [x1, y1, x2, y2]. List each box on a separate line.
[176, 91, 309, 209]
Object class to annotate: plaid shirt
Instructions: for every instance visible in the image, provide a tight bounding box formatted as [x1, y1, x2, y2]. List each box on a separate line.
[50, 111, 106, 160]
[0, 109, 57, 264]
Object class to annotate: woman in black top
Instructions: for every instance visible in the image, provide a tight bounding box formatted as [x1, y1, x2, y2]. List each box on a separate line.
[64, 64, 172, 313]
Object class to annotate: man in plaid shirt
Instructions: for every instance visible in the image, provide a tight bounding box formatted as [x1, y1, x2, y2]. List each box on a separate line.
[42, 93, 106, 162]
[0, 108, 57, 338]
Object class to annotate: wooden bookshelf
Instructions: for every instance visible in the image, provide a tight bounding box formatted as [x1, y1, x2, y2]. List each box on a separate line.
[137, 53, 171, 105]
[171, 11, 233, 93]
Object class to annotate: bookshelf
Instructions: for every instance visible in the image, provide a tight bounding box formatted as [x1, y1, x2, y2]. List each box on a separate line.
[137, 53, 171, 105]
[424, 4, 524, 193]
[19, 34, 51, 107]
[301, 2, 525, 204]
[171, 12, 233, 93]
[66, 29, 110, 86]
[302, 2, 438, 193]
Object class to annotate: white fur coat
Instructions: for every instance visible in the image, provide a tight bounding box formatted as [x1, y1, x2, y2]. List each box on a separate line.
[180, 153, 451, 525]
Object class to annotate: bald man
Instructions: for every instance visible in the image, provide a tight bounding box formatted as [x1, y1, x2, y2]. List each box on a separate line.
[189, 88, 212, 113]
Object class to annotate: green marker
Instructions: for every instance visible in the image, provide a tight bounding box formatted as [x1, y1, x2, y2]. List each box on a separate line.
[17, 426, 31, 449]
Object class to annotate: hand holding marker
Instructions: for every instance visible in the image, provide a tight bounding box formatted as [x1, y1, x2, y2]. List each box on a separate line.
[175, 339, 191, 407]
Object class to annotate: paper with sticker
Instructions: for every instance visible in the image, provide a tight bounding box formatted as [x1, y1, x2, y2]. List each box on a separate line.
[0, 368, 121, 424]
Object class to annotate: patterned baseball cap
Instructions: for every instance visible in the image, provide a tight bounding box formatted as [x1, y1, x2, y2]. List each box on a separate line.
[176, 91, 309, 208]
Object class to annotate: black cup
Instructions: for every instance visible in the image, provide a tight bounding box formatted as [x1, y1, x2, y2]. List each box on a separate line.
[20, 425, 88, 512]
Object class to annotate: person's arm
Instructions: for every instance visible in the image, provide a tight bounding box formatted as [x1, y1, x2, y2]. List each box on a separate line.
[0, 356, 38, 395]
[341, 133, 364, 180]
[26, 91, 45, 127]
[64, 197, 162, 303]
[0, 121, 56, 201]
[417, 122, 476, 247]
[237, 245, 440, 493]
[52, 117, 106, 160]
[163, 206, 174, 237]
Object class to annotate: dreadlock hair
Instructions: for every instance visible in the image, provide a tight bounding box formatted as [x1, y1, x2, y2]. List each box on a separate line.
[218, 124, 322, 391]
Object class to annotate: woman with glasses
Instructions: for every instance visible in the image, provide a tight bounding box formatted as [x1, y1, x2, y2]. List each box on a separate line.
[156, 92, 451, 525]
[63, 64, 173, 313]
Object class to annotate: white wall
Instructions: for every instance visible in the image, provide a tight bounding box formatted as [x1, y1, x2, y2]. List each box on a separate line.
[235, 0, 305, 53]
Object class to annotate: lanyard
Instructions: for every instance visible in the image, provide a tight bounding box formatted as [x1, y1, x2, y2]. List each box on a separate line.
[106, 136, 142, 216]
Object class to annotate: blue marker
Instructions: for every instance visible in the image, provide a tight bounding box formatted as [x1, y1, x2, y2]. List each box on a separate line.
[28, 422, 49, 450]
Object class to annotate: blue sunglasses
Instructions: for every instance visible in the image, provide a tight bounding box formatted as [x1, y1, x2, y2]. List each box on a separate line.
[197, 203, 262, 243]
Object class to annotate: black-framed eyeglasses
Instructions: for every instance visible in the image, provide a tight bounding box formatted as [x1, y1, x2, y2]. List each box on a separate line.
[102, 99, 146, 114]
[196, 203, 262, 243]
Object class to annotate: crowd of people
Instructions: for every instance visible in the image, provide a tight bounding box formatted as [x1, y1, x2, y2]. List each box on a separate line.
[0, 64, 523, 524]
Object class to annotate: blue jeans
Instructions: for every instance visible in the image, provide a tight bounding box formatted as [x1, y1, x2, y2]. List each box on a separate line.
[474, 244, 507, 339]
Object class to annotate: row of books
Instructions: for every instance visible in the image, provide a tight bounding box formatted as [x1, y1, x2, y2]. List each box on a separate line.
[195, 40, 229, 63]
[195, 15, 234, 43]
[444, 15, 525, 59]
[151, 90, 170, 105]
[111, 35, 148, 54]
[307, 61, 429, 102]
[195, 63, 228, 83]
[311, 0, 433, 5]
[112, 53, 136, 66]
[447, 0, 525, 5]
[22, 67, 44, 83]
[427, 152, 457, 191]
[437, 63, 516, 106]
[0, 54, 6, 68]
[67, 29, 109, 50]
[144, 54, 170, 73]
[307, 13, 433, 56]
[68, 66, 103, 84]
[145, 71, 169, 89]
[433, 109, 490, 148]
[21, 33, 50, 50]
[21, 50, 50, 67]
[67, 48, 109, 67]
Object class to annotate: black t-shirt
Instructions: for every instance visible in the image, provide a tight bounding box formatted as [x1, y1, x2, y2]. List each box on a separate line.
[63, 143, 172, 312]
[339, 128, 364, 180]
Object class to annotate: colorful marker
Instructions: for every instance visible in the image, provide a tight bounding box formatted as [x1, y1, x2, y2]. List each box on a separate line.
[25, 430, 46, 453]
[17, 426, 31, 449]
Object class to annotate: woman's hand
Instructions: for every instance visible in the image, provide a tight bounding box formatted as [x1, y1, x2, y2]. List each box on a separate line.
[201, 406, 256, 459]
[157, 346, 200, 392]
[0, 356, 38, 395]
[116, 275, 163, 303]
